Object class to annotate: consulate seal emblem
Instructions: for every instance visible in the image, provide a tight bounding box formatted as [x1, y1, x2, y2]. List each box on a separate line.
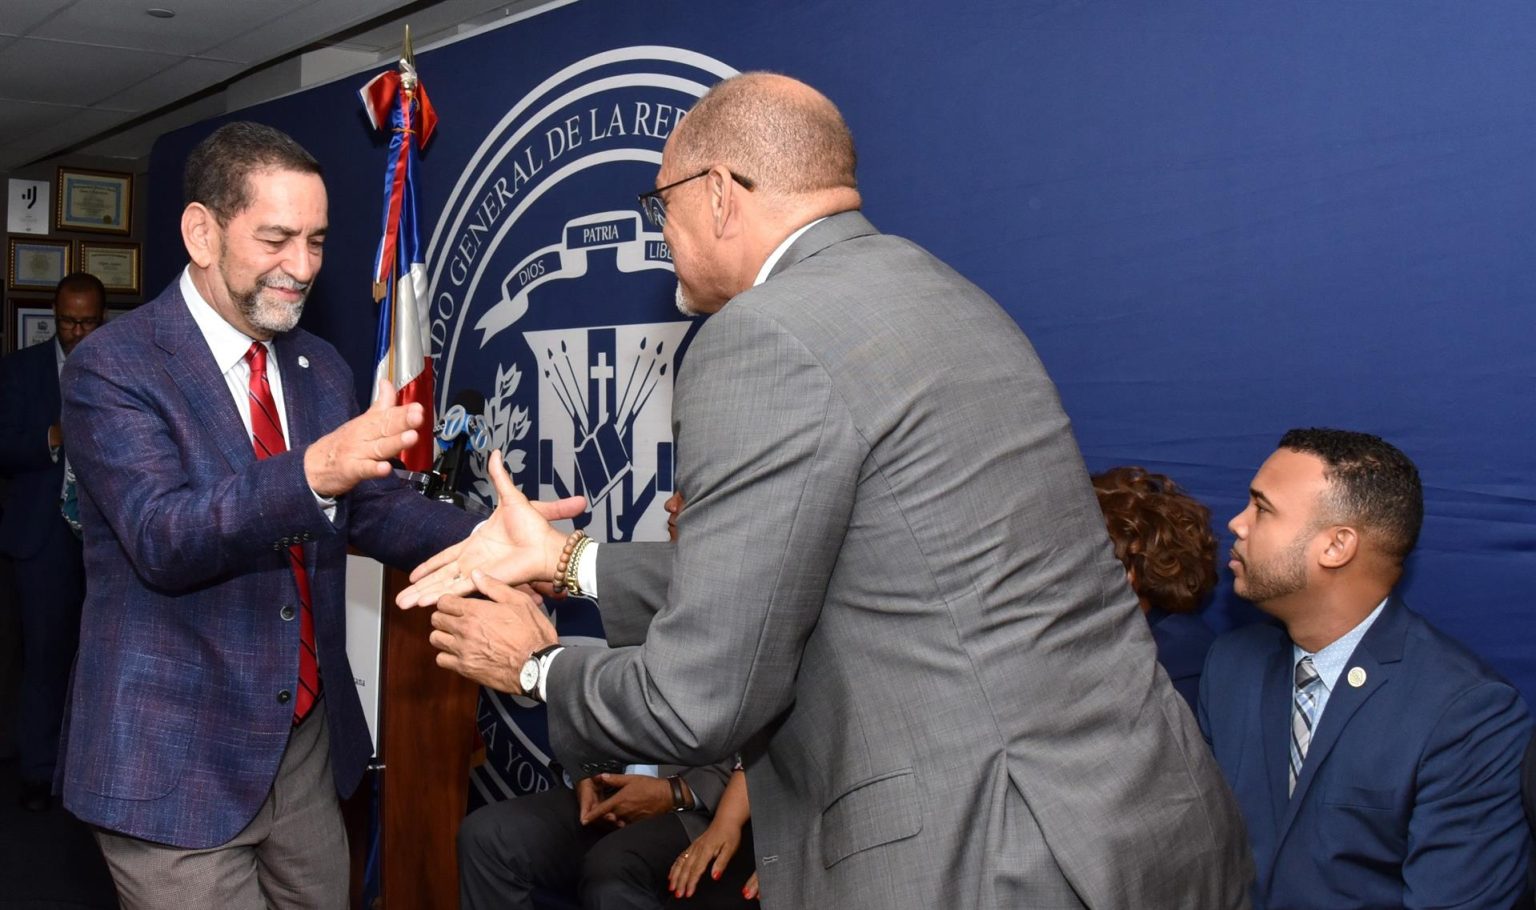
[422, 46, 737, 800]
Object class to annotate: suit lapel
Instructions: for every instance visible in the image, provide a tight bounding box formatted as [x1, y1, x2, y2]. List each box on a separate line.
[270, 335, 325, 577]
[41, 344, 63, 427]
[271, 335, 316, 449]
[1275, 597, 1406, 838]
[154, 286, 255, 474]
[1260, 642, 1294, 825]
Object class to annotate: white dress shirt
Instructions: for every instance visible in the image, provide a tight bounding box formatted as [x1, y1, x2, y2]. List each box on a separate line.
[179, 268, 336, 519]
[1291, 597, 1388, 724]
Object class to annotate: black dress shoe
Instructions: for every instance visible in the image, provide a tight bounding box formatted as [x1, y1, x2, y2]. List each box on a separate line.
[18, 779, 51, 812]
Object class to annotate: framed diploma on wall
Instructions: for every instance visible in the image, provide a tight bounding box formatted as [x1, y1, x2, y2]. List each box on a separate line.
[79, 240, 142, 295]
[56, 167, 133, 234]
[7, 237, 71, 291]
[4, 298, 55, 354]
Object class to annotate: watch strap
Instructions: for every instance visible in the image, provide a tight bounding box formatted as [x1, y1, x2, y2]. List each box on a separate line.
[529, 644, 564, 702]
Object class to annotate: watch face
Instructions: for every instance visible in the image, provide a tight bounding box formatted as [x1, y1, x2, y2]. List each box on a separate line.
[519, 659, 540, 695]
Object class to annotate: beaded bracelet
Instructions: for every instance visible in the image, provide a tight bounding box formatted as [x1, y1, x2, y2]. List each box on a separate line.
[565, 533, 593, 595]
[551, 530, 589, 595]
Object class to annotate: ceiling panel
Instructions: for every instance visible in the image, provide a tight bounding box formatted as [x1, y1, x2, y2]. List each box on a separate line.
[27, 0, 316, 59]
[204, 0, 417, 62]
[0, 106, 130, 166]
[79, 94, 227, 161]
[0, 38, 178, 108]
[97, 56, 250, 113]
[0, 0, 71, 37]
[0, 98, 81, 137]
[0, 0, 554, 171]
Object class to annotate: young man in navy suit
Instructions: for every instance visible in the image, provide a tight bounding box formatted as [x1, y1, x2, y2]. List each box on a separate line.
[1200, 428, 1532, 909]
[0, 272, 105, 810]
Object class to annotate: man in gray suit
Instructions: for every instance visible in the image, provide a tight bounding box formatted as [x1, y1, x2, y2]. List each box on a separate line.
[405, 72, 1253, 908]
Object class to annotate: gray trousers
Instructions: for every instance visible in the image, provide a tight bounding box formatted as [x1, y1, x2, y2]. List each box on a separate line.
[94, 700, 348, 910]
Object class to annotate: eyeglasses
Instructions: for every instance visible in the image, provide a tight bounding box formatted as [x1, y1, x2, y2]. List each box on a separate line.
[637, 168, 755, 229]
[56, 317, 103, 330]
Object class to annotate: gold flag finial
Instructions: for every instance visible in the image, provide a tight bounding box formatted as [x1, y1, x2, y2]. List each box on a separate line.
[403, 24, 414, 70]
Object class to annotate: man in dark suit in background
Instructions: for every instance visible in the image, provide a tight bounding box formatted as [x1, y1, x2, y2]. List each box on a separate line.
[0, 272, 105, 811]
[1200, 427, 1532, 909]
[56, 122, 514, 908]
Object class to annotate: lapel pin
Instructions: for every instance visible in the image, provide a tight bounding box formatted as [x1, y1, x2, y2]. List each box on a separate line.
[297, 355, 310, 369]
[1347, 666, 1367, 688]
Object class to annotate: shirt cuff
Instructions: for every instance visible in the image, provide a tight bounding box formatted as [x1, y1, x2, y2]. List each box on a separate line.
[577, 541, 600, 598]
[541, 646, 563, 702]
[311, 489, 338, 523]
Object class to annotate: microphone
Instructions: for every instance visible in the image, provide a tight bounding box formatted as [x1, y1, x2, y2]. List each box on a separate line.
[428, 389, 485, 500]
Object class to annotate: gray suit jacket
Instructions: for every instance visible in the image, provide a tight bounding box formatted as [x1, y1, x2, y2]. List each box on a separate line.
[547, 212, 1252, 908]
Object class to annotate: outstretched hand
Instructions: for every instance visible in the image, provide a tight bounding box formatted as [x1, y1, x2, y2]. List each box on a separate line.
[398, 449, 584, 608]
[305, 377, 422, 498]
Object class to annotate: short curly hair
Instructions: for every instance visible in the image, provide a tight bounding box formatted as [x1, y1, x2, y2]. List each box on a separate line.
[1278, 428, 1422, 563]
[1092, 467, 1218, 615]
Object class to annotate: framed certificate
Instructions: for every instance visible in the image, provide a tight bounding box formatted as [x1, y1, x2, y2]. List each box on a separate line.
[56, 167, 133, 234]
[7, 237, 71, 291]
[79, 240, 142, 295]
[4, 298, 55, 354]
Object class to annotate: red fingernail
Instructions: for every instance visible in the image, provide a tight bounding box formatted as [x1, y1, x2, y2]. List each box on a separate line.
[713, 870, 721, 880]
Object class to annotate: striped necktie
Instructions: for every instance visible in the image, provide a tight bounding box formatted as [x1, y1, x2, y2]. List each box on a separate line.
[1289, 655, 1321, 794]
[245, 342, 320, 724]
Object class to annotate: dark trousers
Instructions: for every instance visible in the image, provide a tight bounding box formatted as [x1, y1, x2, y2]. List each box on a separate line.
[13, 514, 83, 783]
[460, 787, 687, 910]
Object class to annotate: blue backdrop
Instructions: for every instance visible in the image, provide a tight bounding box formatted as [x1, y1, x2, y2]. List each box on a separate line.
[147, 0, 1536, 794]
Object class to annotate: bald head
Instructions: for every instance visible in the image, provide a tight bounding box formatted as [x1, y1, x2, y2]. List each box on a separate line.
[668, 72, 858, 200]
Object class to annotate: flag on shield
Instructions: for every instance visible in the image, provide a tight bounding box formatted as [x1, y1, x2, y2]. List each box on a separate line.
[360, 50, 438, 471]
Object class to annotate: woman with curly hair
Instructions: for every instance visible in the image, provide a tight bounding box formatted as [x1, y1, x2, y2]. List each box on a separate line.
[1091, 466, 1219, 710]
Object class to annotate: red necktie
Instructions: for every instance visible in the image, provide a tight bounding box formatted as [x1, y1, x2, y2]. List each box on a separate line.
[245, 342, 320, 724]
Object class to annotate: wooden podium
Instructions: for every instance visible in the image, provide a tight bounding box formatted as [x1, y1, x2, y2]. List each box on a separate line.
[344, 562, 480, 909]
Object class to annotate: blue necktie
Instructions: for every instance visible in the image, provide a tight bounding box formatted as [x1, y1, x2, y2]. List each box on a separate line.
[1289, 655, 1321, 794]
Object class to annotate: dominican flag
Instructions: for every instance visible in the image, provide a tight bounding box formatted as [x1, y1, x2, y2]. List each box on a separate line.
[361, 60, 438, 472]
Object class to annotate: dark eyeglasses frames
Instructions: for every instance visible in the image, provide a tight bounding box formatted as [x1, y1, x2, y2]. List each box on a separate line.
[637, 169, 755, 229]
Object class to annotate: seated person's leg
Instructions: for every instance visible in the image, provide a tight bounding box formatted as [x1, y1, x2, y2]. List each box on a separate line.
[580, 813, 690, 910]
[460, 788, 600, 910]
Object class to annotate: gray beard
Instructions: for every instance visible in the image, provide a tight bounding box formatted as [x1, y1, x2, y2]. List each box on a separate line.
[236, 281, 307, 334]
[674, 282, 700, 318]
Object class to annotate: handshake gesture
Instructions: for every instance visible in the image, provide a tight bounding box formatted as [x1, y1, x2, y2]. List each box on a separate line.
[397, 449, 585, 695]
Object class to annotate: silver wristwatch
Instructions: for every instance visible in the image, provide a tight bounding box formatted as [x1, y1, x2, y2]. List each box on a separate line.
[518, 644, 565, 702]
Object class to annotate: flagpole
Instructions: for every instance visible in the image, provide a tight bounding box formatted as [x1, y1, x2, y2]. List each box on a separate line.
[362, 24, 438, 471]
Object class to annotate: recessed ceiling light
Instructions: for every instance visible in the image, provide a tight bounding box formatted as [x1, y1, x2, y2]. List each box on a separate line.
[146, 8, 175, 18]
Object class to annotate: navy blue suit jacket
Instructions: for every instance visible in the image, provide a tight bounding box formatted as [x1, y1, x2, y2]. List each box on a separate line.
[56, 281, 478, 848]
[1146, 607, 1215, 711]
[1200, 597, 1532, 910]
[0, 338, 66, 559]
